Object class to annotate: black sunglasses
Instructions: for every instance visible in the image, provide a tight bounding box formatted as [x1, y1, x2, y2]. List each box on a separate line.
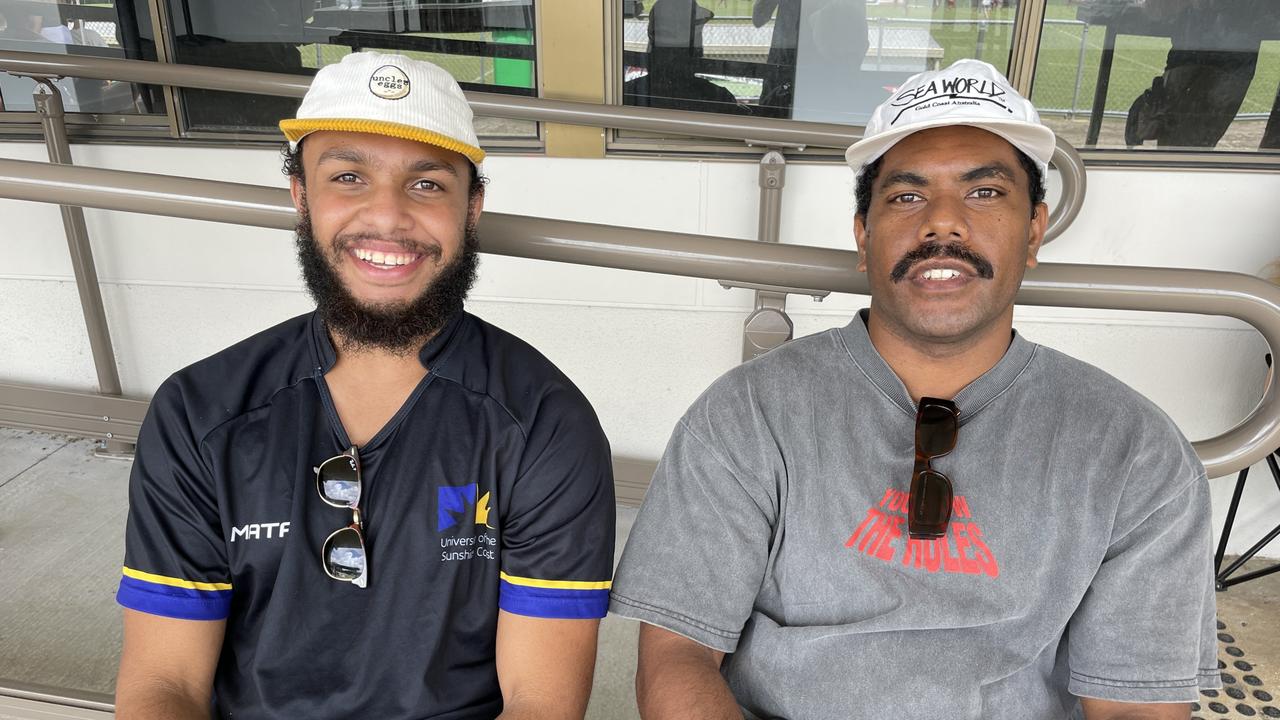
[314, 446, 368, 588]
[908, 397, 959, 540]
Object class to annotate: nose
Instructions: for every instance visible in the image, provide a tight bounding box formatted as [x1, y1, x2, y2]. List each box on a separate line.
[919, 194, 968, 244]
[357, 184, 415, 237]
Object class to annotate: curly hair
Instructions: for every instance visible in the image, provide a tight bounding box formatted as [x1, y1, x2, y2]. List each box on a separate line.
[854, 146, 1045, 220]
[281, 141, 487, 198]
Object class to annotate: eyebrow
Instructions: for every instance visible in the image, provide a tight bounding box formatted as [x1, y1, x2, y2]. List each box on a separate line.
[880, 170, 929, 188]
[408, 160, 458, 176]
[314, 148, 459, 176]
[959, 163, 1018, 183]
[317, 146, 374, 167]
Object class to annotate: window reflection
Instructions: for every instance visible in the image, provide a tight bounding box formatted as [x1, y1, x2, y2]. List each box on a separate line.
[0, 0, 158, 114]
[163, 0, 537, 135]
[622, 0, 1010, 126]
[1034, 0, 1279, 152]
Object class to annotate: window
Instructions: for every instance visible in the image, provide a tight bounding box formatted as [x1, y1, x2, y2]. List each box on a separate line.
[620, 0, 1015, 126]
[163, 0, 538, 138]
[0, 0, 160, 116]
[1030, 0, 1280, 153]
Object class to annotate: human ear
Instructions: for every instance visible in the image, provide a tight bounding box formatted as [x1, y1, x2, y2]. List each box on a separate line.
[289, 174, 306, 215]
[1024, 201, 1049, 269]
[853, 214, 869, 273]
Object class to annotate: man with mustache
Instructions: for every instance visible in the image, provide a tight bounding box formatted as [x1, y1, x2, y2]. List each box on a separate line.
[113, 52, 614, 719]
[611, 59, 1218, 719]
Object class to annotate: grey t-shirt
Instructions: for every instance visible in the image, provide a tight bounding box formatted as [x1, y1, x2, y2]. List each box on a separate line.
[610, 312, 1219, 719]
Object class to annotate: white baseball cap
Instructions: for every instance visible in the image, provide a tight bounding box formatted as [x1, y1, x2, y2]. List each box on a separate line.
[280, 51, 485, 165]
[844, 59, 1054, 188]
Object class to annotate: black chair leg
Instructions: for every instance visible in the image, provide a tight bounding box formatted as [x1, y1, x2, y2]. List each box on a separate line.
[1216, 452, 1280, 591]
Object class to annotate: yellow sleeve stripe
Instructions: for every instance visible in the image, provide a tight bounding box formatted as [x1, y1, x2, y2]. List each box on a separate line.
[122, 566, 232, 592]
[499, 571, 612, 591]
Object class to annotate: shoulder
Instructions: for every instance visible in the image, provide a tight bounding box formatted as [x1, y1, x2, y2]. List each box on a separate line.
[435, 313, 605, 440]
[154, 313, 318, 441]
[1021, 343, 1204, 491]
[686, 328, 845, 415]
[1026, 343, 1186, 439]
[675, 328, 847, 449]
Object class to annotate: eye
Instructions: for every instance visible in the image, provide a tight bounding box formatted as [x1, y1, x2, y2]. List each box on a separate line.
[970, 187, 1003, 199]
[889, 192, 923, 204]
[412, 179, 442, 192]
[332, 172, 361, 184]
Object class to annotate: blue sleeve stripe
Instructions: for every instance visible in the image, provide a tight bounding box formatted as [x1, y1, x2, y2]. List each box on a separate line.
[498, 579, 609, 619]
[116, 575, 232, 621]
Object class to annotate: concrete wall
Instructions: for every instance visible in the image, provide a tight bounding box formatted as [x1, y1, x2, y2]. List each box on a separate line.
[1, 140, 1278, 556]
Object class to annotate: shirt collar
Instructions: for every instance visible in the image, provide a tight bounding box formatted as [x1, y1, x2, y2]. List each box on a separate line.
[837, 308, 1037, 422]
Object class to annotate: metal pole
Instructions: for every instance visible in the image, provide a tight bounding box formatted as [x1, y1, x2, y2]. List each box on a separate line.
[32, 81, 133, 458]
[876, 16, 885, 71]
[757, 150, 785, 246]
[1085, 24, 1117, 147]
[1214, 466, 1248, 578]
[741, 150, 791, 361]
[1070, 22, 1088, 119]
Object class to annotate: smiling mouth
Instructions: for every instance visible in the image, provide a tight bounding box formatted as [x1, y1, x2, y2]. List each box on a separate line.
[890, 242, 995, 283]
[919, 268, 964, 281]
[351, 247, 422, 269]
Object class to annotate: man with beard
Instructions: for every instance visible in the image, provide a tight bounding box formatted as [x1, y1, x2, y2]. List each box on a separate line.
[610, 60, 1218, 719]
[113, 52, 614, 719]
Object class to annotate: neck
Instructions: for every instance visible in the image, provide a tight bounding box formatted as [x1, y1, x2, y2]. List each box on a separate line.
[328, 330, 432, 380]
[865, 307, 1014, 403]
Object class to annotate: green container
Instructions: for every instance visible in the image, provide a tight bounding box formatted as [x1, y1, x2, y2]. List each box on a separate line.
[492, 28, 534, 89]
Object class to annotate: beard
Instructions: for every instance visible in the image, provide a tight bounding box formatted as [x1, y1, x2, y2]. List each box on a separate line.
[294, 195, 480, 355]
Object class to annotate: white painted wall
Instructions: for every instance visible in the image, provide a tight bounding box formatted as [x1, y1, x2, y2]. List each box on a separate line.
[1, 140, 1277, 558]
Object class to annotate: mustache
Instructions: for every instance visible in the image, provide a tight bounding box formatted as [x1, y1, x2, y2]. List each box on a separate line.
[334, 233, 443, 261]
[889, 241, 994, 283]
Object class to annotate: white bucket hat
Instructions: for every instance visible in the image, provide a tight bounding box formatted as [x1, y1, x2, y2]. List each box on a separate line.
[844, 59, 1054, 188]
[280, 51, 485, 165]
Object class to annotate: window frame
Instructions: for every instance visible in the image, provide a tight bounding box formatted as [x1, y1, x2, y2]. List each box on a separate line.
[0, 0, 547, 151]
[0, 0, 1278, 170]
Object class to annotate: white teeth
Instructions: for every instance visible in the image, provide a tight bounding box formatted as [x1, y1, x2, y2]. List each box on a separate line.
[922, 268, 961, 280]
[352, 248, 418, 267]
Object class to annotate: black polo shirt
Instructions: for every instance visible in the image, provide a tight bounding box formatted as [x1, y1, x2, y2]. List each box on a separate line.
[117, 311, 615, 719]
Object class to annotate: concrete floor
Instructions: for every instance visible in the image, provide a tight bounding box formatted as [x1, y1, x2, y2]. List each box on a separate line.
[1, 427, 1278, 719]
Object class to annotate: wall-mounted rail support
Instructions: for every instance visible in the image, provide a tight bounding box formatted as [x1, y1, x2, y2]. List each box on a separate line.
[30, 80, 133, 458]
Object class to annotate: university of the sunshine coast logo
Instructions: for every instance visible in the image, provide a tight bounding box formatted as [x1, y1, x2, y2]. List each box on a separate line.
[844, 487, 1000, 578]
[369, 65, 411, 100]
[888, 75, 1012, 124]
[437, 484, 497, 562]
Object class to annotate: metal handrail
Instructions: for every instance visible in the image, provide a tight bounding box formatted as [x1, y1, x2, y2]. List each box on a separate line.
[0, 156, 1272, 477]
[0, 49, 1086, 242]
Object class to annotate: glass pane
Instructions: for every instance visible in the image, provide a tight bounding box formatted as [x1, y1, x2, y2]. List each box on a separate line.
[166, 0, 537, 137]
[0, 0, 162, 115]
[1032, 0, 1280, 153]
[621, 0, 1014, 126]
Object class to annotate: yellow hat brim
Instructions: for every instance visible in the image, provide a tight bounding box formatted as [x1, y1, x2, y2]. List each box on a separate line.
[279, 117, 486, 164]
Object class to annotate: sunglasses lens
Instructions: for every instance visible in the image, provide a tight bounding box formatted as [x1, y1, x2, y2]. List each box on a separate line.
[317, 456, 359, 507]
[323, 527, 366, 581]
[909, 468, 953, 538]
[916, 402, 958, 458]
